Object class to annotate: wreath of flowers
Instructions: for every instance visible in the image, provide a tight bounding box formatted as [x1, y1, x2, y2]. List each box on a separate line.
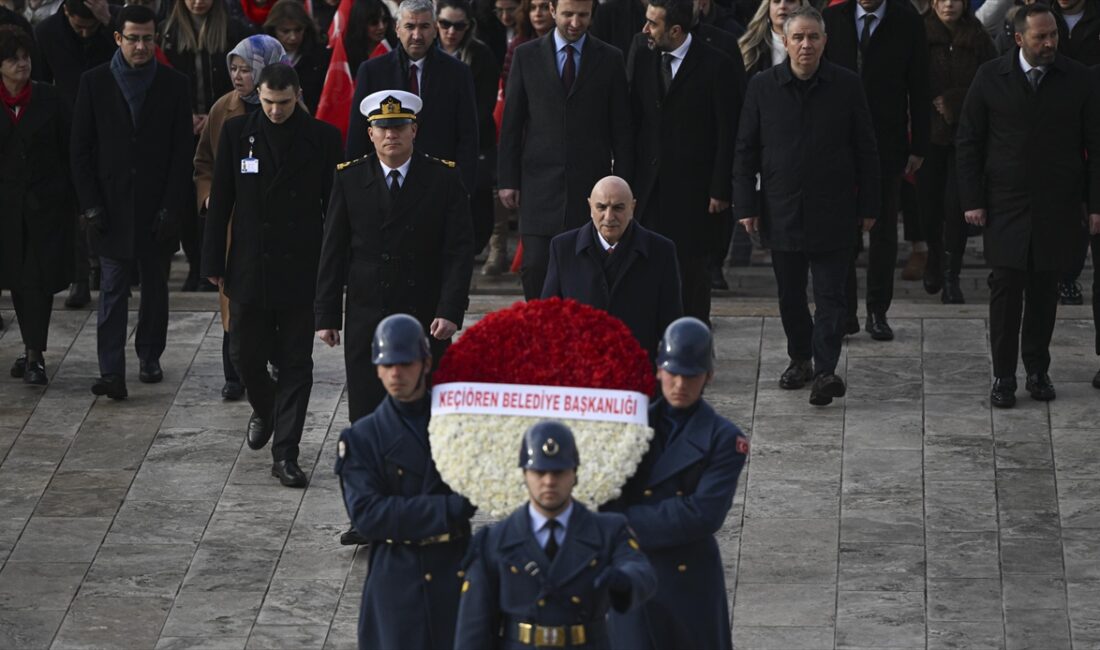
[430, 298, 655, 517]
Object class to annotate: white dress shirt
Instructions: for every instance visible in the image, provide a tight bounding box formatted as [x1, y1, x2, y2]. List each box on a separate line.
[855, 1, 887, 41]
[664, 33, 693, 79]
[380, 156, 413, 188]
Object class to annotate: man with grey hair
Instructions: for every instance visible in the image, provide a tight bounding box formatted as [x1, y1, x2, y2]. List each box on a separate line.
[735, 6, 880, 406]
[345, 0, 479, 193]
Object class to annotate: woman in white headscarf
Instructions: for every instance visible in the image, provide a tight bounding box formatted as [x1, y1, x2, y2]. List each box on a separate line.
[194, 34, 287, 401]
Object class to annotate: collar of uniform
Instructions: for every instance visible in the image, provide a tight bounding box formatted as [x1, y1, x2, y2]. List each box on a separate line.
[379, 155, 414, 183]
[528, 500, 574, 537]
[554, 29, 587, 54]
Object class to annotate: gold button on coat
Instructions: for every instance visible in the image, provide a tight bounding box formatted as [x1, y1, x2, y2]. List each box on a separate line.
[424, 573, 432, 582]
[643, 489, 653, 497]
[571, 596, 582, 604]
[678, 564, 687, 573]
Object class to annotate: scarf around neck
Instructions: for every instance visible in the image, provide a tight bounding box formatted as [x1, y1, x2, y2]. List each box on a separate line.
[110, 48, 158, 124]
[0, 81, 32, 124]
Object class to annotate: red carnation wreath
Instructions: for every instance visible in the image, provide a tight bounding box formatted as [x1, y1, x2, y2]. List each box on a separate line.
[430, 298, 655, 516]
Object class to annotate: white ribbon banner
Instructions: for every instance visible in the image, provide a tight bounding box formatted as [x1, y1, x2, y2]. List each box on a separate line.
[431, 382, 649, 426]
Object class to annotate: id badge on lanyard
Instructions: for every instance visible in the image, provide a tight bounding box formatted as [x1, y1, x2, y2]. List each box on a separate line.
[241, 136, 259, 174]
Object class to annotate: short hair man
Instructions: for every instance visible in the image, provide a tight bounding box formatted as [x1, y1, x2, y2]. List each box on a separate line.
[605, 317, 750, 649]
[316, 90, 474, 423]
[346, 0, 479, 192]
[455, 420, 657, 649]
[542, 176, 683, 361]
[70, 4, 193, 400]
[955, 4, 1100, 407]
[498, 0, 635, 300]
[335, 314, 477, 650]
[734, 7, 881, 406]
[202, 62, 343, 487]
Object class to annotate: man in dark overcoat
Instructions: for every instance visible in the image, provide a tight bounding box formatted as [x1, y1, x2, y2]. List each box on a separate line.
[823, 0, 929, 341]
[735, 7, 880, 406]
[604, 317, 749, 650]
[455, 421, 656, 650]
[345, 0, 479, 192]
[541, 176, 683, 362]
[627, 0, 740, 324]
[202, 63, 343, 488]
[315, 90, 474, 424]
[956, 4, 1100, 407]
[69, 4, 192, 400]
[335, 315, 477, 650]
[498, 0, 634, 299]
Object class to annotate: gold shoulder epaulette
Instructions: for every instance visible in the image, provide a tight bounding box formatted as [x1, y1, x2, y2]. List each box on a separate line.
[428, 155, 456, 168]
[337, 155, 370, 171]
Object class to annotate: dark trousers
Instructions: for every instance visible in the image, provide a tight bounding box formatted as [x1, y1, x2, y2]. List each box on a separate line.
[917, 143, 968, 276]
[1091, 235, 1100, 356]
[900, 180, 923, 243]
[11, 289, 53, 352]
[989, 265, 1059, 379]
[229, 301, 313, 462]
[73, 215, 96, 283]
[222, 333, 241, 383]
[848, 166, 902, 318]
[520, 234, 553, 300]
[97, 255, 169, 377]
[772, 247, 850, 376]
[680, 251, 712, 326]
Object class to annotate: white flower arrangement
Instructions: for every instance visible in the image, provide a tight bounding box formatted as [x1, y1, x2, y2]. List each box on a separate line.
[430, 413, 654, 517]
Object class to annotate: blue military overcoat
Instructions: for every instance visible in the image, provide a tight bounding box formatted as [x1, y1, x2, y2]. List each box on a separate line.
[334, 396, 474, 650]
[603, 399, 749, 650]
[454, 501, 657, 650]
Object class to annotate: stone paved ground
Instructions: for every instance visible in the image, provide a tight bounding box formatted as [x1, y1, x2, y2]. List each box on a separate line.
[1, 267, 1099, 649]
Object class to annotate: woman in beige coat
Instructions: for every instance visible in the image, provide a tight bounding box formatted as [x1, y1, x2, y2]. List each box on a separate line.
[194, 34, 287, 400]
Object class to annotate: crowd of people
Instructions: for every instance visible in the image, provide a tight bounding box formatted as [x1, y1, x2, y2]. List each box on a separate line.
[1, 0, 1099, 642]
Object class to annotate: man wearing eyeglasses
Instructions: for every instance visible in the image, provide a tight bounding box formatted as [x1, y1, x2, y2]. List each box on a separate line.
[70, 4, 193, 400]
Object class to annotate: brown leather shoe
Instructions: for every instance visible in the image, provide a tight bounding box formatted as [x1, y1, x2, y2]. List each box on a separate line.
[901, 250, 927, 281]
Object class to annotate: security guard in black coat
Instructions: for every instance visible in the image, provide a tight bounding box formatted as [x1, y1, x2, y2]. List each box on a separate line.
[203, 63, 343, 488]
[455, 421, 657, 650]
[604, 317, 750, 649]
[334, 314, 477, 650]
[315, 89, 475, 424]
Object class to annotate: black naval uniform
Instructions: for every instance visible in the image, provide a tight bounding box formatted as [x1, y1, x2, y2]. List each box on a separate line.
[334, 393, 476, 650]
[454, 501, 657, 650]
[314, 151, 474, 423]
[603, 398, 749, 649]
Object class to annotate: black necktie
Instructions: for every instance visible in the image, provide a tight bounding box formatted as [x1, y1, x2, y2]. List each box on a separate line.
[660, 53, 674, 95]
[1027, 67, 1043, 91]
[860, 14, 876, 53]
[544, 519, 560, 560]
[388, 169, 401, 200]
[562, 44, 576, 91]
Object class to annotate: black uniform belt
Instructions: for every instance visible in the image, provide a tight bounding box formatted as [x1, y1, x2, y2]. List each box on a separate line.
[502, 619, 606, 647]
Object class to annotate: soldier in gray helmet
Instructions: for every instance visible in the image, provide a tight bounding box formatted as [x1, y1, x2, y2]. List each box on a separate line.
[455, 420, 657, 650]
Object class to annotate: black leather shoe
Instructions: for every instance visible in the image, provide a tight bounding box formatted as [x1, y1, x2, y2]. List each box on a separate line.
[64, 282, 91, 308]
[845, 318, 861, 336]
[23, 359, 47, 386]
[139, 359, 163, 384]
[89, 267, 101, 292]
[710, 266, 730, 291]
[272, 460, 308, 488]
[246, 412, 274, 450]
[91, 375, 128, 400]
[990, 377, 1017, 408]
[1058, 281, 1083, 305]
[340, 527, 371, 546]
[866, 312, 894, 341]
[10, 354, 26, 378]
[221, 381, 245, 401]
[1093, 368, 1100, 390]
[941, 273, 965, 304]
[809, 373, 846, 406]
[1025, 373, 1056, 401]
[779, 359, 814, 390]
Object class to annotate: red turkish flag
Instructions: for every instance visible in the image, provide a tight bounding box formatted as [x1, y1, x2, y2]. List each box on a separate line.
[316, 0, 355, 141]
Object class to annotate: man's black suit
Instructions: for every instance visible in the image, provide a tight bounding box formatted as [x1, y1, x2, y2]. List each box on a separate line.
[541, 222, 683, 361]
[627, 35, 740, 324]
[823, 0, 930, 321]
[70, 60, 192, 379]
[734, 60, 880, 375]
[315, 152, 474, 422]
[498, 32, 634, 299]
[956, 50, 1100, 380]
[203, 109, 343, 461]
[345, 45, 479, 192]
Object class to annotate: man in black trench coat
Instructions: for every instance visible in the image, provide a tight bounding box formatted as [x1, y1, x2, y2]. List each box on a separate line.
[955, 4, 1100, 408]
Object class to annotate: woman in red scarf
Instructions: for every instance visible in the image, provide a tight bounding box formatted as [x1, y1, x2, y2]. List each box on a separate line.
[0, 25, 76, 385]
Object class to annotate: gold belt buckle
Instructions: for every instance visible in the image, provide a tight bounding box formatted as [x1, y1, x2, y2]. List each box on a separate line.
[535, 625, 566, 647]
[570, 624, 587, 646]
[518, 622, 534, 645]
